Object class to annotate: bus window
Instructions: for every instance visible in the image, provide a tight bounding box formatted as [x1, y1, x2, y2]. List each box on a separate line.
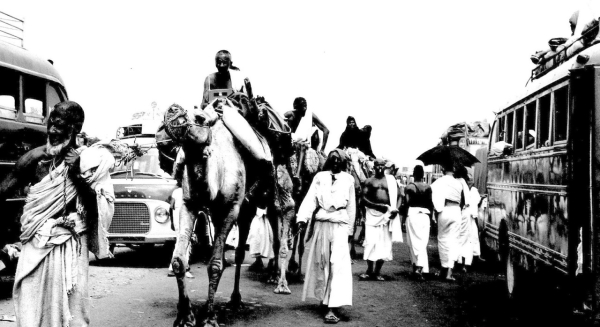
[507, 111, 514, 145]
[0, 67, 18, 120]
[498, 116, 506, 141]
[525, 101, 536, 149]
[23, 75, 45, 124]
[46, 83, 63, 117]
[516, 107, 524, 149]
[539, 94, 551, 147]
[554, 87, 568, 142]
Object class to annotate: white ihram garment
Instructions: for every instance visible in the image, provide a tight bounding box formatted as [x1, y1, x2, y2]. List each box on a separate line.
[292, 106, 313, 146]
[406, 207, 431, 273]
[297, 171, 356, 308]
[247, 208, 274, 259]
[431, 175, 464, 269]
[459, 186, 481, 265]
[363, 175, 403, 261]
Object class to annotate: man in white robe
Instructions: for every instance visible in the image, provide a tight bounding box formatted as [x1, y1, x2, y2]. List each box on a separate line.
[296, 149, 355, 324]
[0, 101, 115, 327]
[431, 163, 465, 281]
[359, 158, 403, 281]
[457, 167, 481, 271]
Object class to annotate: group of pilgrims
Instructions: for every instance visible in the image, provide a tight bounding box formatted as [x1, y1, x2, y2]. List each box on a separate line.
[192, 50, 487, 323]
[0, 49, 485, 327]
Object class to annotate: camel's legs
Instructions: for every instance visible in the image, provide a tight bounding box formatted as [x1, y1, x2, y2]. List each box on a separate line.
[230, 201, 254, 308]
[173, 202, 198, 327]
[204, 204, 240, 326]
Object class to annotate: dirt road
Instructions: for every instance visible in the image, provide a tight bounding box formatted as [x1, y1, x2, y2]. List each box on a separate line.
[0, 234, 582, 327]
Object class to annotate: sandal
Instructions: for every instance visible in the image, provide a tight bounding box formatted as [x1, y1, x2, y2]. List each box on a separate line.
[324, 313, 340, 324]
[359, 273, 371, 280]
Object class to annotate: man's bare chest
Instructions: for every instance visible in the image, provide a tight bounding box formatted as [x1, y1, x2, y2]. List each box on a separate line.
[209, 75, 232, 89]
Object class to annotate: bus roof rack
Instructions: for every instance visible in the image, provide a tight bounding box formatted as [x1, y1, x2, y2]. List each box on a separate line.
[531, 18, 600, 81]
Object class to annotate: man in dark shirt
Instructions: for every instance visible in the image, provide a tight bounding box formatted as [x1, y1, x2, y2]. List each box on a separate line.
[404, 165, 434, 280]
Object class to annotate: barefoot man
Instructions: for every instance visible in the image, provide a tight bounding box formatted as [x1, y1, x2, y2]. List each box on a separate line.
[360, 158, 403, 281]
[296, 149, 356, 324]
[0, 101, 115, 326]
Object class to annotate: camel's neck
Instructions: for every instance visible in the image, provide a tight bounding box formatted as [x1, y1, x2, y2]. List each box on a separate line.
[183, 120, 244, 204]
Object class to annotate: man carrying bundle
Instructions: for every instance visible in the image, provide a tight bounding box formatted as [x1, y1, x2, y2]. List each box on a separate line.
[0, 101, 115, 326]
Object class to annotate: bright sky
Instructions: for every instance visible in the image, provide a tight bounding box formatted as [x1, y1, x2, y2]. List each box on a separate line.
[1, 0, 584, 168]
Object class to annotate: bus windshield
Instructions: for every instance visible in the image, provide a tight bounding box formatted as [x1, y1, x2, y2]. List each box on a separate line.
[110, 148, 171, 179]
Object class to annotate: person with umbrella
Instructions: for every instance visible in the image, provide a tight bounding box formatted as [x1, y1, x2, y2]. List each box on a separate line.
[430, 162, 465, 281]
[417, 145, 478, 281]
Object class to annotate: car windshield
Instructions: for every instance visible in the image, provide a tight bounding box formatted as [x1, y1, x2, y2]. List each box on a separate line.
[110, 147, 171, 179]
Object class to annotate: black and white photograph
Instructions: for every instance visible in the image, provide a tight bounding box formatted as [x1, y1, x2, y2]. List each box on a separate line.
[0, 1, 598, 326]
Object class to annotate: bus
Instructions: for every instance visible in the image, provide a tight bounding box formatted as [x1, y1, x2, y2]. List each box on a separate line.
[108, 119, 178, 251]
[480, 7, 600, 316]
[0, 40, 68, 274]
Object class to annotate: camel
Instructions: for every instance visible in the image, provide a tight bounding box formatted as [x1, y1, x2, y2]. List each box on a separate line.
[160, 96, 294, 327]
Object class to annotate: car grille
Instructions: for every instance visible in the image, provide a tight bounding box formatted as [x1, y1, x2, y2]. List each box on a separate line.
[109, 202, 151, 234]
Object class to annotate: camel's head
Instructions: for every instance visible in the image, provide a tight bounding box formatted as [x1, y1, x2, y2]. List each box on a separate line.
[163, 103, 215, 147]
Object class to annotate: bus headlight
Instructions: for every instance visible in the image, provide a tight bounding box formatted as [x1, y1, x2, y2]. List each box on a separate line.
[155, 207, 169, 224]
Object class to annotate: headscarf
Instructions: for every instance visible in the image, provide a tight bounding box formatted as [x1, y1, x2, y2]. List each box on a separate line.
[338, 116, 362, 149]
[323, 148, 349, 172]
[215, 50, 240, 71]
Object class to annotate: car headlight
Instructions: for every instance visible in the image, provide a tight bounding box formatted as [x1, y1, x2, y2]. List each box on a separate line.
[155, 207, 169, 224]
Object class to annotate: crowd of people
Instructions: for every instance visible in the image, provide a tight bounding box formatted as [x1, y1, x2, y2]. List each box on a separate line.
[0, 49, 487, 326]
[178, 49, 488, 324]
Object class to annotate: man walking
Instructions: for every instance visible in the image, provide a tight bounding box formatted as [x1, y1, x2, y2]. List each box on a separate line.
[360, 158, 403, 281]
[404, 165, 434, 280]
[296, 149, 356, 324]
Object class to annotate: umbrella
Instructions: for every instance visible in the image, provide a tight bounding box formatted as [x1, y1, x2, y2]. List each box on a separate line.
[417, 145, 479, 167]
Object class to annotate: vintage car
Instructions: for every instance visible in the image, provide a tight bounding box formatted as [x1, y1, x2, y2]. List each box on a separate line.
[108, 121, 179, 250]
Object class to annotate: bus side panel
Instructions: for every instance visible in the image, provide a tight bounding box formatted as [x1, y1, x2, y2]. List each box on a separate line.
[486, 151, 569, 271]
